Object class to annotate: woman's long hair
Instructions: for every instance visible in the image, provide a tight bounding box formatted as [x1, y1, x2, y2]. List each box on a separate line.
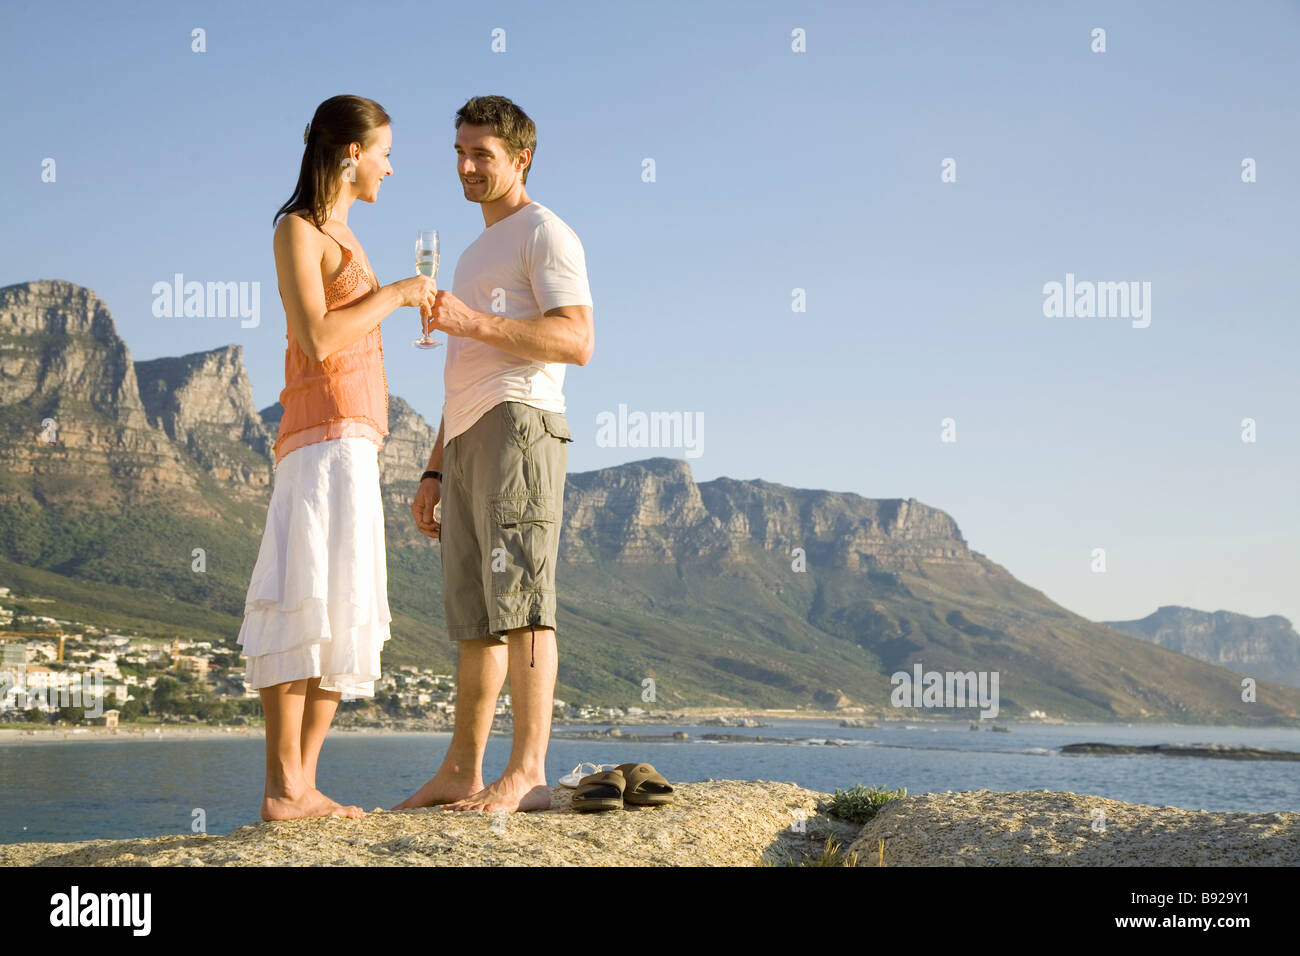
[274, 95, 392, 228]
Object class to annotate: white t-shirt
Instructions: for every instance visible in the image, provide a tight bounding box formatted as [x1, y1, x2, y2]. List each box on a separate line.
[442, 201, 593, 444]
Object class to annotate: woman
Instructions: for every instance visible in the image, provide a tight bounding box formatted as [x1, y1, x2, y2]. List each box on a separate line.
[238, 95, 436, 821]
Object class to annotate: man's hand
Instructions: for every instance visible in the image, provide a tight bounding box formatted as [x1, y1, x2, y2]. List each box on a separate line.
[423, 290, 481, 338]
[413, 477, 440, 540]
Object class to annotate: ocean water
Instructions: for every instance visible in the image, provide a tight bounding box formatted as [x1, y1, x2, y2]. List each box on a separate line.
[1, 720, 1297, 844]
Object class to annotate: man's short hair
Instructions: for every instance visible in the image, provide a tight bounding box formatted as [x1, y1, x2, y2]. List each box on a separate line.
[455, 95, 538, 185]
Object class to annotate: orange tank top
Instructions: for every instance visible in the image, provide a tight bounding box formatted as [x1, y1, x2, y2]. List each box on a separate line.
[272, 224, 389, 465]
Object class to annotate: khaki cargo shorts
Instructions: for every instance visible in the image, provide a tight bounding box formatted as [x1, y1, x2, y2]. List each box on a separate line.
[440, 400, 573, 642]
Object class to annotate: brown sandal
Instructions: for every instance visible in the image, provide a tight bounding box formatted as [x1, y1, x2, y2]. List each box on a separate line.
[614, 763, 674, 806]
[571, 769, 625, 812]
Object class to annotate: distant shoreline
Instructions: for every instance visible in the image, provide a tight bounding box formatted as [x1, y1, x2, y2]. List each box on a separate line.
[2, 709, 1295, 745]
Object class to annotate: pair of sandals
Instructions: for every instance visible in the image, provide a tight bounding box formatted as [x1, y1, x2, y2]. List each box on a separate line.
[566, 762, 675, 812]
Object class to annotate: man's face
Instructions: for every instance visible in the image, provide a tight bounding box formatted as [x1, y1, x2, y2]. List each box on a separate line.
[455, 124, 528, 201]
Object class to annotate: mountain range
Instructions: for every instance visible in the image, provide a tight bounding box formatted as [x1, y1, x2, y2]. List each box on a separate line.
[1105, 606, 1300, 689]
[2, 279, 1298, 722]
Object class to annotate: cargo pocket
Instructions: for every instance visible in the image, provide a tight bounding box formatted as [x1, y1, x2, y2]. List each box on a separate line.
[488, 492, 557, 610]
[540, 411, 573, 443]
[490, 493, 557, 526]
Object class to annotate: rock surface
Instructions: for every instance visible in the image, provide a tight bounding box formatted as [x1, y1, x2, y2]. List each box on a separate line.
[851, 789, 1300, 866]
[561, 459, 970, 569]
[0, 780, 842, 867]
[0, 279, 201, 504]
[4, 783, 1294, 867]
[1060, 742, 1300, 760]
[135, 345, 274, 495]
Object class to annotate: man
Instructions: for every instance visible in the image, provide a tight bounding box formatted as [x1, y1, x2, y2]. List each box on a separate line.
[394, 95, 594, 813]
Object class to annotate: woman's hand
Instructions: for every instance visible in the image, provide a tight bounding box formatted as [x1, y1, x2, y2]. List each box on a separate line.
[390, 275, 439, 317]
[412, 476, 440, 540]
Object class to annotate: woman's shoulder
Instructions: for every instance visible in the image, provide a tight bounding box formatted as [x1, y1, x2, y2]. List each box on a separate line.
[277, 209, 317, 233]
[274, 210, 326, 253]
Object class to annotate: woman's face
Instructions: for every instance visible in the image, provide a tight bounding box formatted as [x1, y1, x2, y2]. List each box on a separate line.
[347, 124, 393, 203]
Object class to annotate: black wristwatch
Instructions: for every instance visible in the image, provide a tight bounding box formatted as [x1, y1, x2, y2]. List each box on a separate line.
[421, 470, 442, 483]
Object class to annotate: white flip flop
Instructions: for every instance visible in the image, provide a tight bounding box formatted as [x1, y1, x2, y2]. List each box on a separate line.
[559, 762, 616, 787]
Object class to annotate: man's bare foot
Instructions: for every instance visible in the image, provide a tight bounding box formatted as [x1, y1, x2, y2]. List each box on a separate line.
[443, 770, 551, 813]
[391, 767, 485, 810]
[261, 788, 366, 821]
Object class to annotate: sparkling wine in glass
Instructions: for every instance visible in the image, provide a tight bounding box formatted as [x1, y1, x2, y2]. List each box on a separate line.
[412, 229, 441, 349]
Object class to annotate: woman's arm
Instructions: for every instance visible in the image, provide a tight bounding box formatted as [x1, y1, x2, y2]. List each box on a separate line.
[274, 215, 433, 361]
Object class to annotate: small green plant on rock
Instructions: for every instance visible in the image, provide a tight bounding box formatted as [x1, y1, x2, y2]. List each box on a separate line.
[822, 784, 907, 824]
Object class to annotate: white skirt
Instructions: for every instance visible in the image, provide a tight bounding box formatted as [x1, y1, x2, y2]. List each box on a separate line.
[237, 436, 391, 699]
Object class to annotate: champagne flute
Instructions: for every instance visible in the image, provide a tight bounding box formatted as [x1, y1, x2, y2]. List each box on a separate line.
[412, 229, 441, 349]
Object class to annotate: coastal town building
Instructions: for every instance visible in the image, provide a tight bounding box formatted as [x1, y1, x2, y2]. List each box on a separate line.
[0, 582, 620, 724]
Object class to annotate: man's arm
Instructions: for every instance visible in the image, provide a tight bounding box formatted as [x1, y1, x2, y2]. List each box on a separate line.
[423, 416, 445, 474]
[468, 304, 594, 366]
[413, 416, 445, 539]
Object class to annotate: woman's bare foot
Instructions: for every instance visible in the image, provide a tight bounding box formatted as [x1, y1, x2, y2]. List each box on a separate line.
[262, 788, 366, 821]
[391, 767, 485, 810]
[443, 770, 551, 813]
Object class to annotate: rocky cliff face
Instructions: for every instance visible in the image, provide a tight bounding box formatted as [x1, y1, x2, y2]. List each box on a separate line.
[697, 476, 969, 571]
[560, 457, 972, 570]
[135, 346, 274, 496]
[377, 395, 438, 488]
[0, 280, 201, 505]
[562, 458, 715, 563]
[0, 281, 146, 420]
[1106, 606, 1300, 688]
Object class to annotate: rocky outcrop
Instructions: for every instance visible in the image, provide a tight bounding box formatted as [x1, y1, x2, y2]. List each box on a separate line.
[851, 789, 1300, 866]
[4, 782, 1294, 867]
[378, 395, 438, 490]
[696, 476, 969, 571]
[560, 458, 973, 571]
[562, 458, 716, 563]
[0, 281, 147, 421]
[0, 280, 201, 504]
[0, 780, 841, 867]
[1061, 742, 1300, 760]
[1105, 606, 1300, 689]
[135, 346, 274, 495]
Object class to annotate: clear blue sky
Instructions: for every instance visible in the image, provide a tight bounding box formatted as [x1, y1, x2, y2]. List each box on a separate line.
[4, 0, 1298, 629]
